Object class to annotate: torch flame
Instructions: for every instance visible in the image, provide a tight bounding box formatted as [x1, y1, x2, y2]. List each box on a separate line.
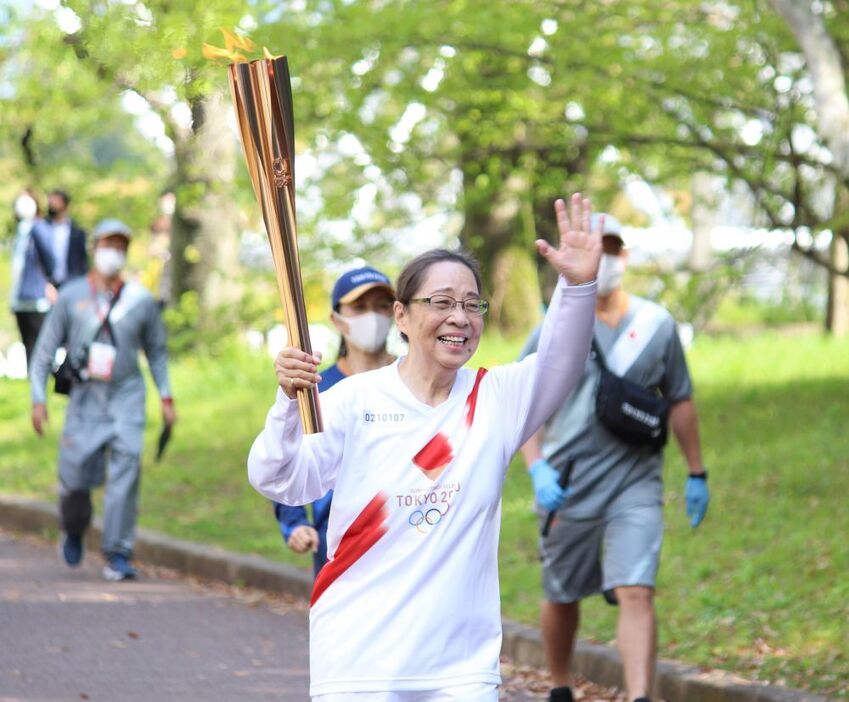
[202, 28, 256, 63]
[221, 27, 255, 53]
[202, 43, 246, 62]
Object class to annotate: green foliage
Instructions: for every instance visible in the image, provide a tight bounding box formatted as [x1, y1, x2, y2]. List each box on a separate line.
[161, 291, 202, 355]
[4, 0, 847, 328]
[0, 244, 15, 349]
[628, 250, 759, 331]
[714, 294, 823, 328]
[245, 0, 847, 322]
[233, 275, 284, 330]
[0, 2, 270, 305]
[0, 6, 171, 232]
[162, 271, 281, 355]
[263, 3, 789, 210]
[1, 330, 847, 695]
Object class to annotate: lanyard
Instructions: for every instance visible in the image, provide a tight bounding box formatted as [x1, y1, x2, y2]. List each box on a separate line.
[87, 274, 124, 338]
[88, 275, 124, 322]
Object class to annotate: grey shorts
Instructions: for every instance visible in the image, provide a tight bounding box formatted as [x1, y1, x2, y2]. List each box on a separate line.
[539, 502, 663, 603]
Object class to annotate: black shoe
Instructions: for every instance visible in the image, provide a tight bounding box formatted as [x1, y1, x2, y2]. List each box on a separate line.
[633, 697, 652, 702]
[549, 687, 574, 702]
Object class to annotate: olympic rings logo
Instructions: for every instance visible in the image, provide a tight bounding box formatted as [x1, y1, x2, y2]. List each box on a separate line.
[408, 503, 450, 534]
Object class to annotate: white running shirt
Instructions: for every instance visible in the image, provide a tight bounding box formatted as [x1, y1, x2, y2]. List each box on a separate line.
[248, 278, 596, 697]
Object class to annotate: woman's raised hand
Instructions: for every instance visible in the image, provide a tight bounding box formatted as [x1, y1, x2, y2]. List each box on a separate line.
[535, 193, 603, 286]
[275, 347, 322, 400]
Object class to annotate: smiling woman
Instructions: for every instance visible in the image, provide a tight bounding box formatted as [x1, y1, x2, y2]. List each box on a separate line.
[248, 194, 603, 701]
[393, 250, 487, 404]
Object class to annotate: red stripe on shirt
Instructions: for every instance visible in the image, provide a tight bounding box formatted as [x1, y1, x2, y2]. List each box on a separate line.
[414, 368, 489, 473]
[413, 432, 453, 471]
[465, 367, 488, 427]
[311, 492, 389, 606]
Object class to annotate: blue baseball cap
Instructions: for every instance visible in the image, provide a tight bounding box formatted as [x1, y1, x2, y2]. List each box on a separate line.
[332, 266, 394, 309]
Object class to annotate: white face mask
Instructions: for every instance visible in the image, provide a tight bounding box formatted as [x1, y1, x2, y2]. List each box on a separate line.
[14, 194, 37, 221]
[94, 247, 126, 277]
[596, 254, 625, 296]
[337, 311, 391, 353]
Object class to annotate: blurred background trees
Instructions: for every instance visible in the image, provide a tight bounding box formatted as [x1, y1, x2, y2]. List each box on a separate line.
[2, 0, 847, 341]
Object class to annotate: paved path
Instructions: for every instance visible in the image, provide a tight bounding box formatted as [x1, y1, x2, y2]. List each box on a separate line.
[0, 530, 621, 701]
[0, 530, 311, 701]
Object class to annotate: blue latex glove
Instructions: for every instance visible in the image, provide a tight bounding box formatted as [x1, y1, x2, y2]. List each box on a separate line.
[685, 474, 709, 528]
[529, 458, 568, 512]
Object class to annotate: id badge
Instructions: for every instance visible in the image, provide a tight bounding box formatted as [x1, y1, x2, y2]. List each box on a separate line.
[87, 341, 117, 381]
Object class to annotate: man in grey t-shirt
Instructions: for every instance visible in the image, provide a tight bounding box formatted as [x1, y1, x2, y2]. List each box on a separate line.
[520, 214, 709, 702]
[30, 219, 176, 582]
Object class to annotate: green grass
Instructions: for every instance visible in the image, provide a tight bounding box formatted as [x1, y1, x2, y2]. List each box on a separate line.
[711, 295, 821, 328]
[1, 331, 847, 696]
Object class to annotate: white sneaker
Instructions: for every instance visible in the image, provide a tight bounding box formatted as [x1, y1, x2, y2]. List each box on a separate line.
[102, 554, 137, 581]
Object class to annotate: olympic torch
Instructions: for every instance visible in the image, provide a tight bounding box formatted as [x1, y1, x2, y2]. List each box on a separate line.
[228, 55, 322, 433]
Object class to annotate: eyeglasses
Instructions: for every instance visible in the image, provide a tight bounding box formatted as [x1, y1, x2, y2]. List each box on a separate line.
[408, 295, 489, 316]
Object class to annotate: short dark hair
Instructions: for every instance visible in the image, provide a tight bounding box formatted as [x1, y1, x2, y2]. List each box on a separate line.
[49, 190, 71, 206]
[395, 248, 483, 342]
[337, 336, 349, 358]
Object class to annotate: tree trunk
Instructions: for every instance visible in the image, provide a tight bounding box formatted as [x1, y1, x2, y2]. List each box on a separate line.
[826, 232, 849, 335]
[458, 165, 527, 329]
[489, 245, 543, 336]
[769, 0, 849, 175]
[689, 173, 718, 271]
[459, 182, 518, 275]
[169, 89, 241, 318]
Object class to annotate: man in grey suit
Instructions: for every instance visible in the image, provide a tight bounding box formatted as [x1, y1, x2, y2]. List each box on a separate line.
[31, 189, 89, 288]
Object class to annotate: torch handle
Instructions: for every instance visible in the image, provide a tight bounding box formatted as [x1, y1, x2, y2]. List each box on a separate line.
[277, 183, 322, 433]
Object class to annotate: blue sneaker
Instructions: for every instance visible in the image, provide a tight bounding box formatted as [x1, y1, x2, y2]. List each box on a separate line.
[61, 533, 83, 567]
[102, 553, 137, 581]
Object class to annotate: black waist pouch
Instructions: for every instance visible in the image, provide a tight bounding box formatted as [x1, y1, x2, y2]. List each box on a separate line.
[53, 355, 81, 395]
[593, 338, 669, 450]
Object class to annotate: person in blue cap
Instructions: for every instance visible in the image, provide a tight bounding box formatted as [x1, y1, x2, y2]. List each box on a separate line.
[29, 218, 176, 581]
[274, 266, 396, 577]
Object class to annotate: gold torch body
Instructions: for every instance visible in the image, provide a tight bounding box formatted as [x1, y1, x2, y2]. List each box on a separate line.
[228, 57, 322, 433]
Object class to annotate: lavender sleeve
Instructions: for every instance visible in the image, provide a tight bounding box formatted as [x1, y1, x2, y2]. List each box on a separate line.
[522, 277, 597, 442]
[486, 277, 596, 459]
